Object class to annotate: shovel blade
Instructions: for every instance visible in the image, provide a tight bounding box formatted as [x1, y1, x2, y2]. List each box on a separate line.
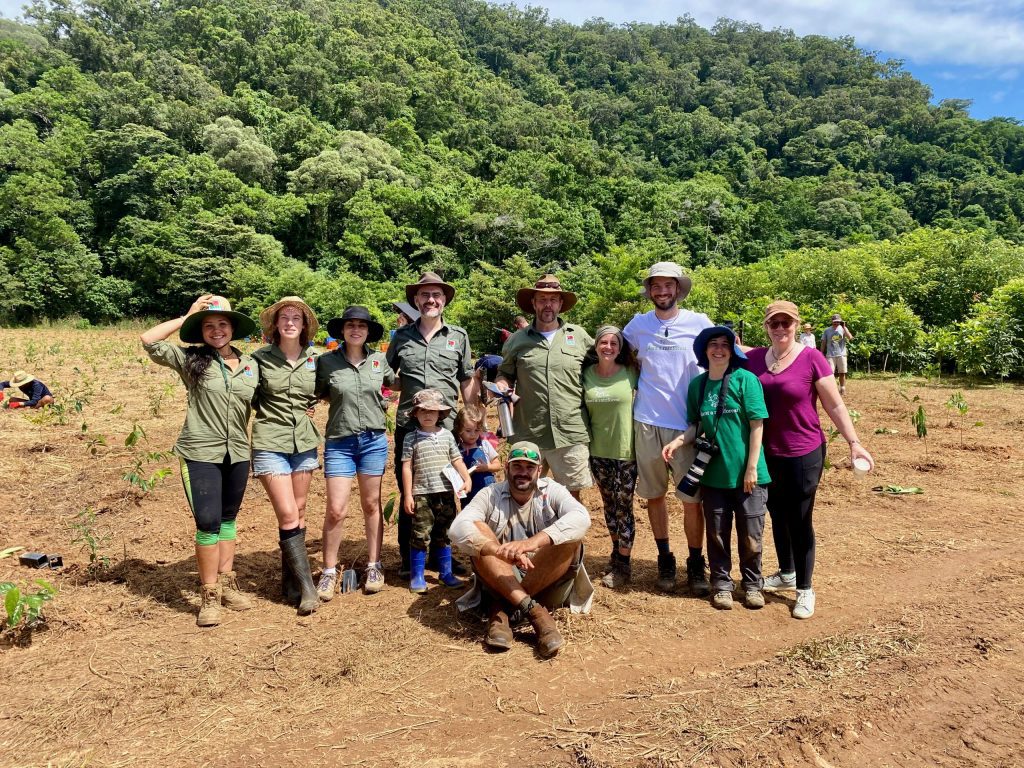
[341, 568, 359, 593]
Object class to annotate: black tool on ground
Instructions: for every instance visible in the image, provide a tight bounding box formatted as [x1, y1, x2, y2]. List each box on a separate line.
[19, 552, 49, 568]
[47, 555, 63, 569]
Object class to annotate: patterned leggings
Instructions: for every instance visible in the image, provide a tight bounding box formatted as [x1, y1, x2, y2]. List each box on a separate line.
[589, 457, 638, 549]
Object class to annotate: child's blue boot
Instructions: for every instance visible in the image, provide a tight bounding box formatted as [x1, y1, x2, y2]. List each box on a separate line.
[436, 545, 464, 588]
[409, 547, 428, 593]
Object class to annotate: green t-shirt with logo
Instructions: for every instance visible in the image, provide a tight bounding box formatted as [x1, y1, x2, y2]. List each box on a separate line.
[583, 366, 637, 461]
[685, 368, 770, 490]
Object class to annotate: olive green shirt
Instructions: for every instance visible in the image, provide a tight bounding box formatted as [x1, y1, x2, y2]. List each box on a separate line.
[498, 320, 594, 450]
[316, 344, 395, 439]
[386, 321, 473, 429]
[143, 341, 257, 464]
[251, 345, 321, 454]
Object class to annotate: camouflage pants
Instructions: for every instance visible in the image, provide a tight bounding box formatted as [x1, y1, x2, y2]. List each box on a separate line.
[589, 457, 638, 549]
[410, 492, 458, 550]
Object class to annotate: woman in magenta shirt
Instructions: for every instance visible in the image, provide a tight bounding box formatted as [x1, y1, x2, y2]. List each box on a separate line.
[745, 301, 874, 620]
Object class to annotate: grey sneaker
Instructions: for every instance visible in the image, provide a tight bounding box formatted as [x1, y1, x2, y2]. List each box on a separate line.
[711, 590, 733, 610]
[364, 562, 384, 595]
[763, 570, 797, 593]
[744, 588, 765, 609]
[317, 571, 338, 602]
[793, 588, 816, 619]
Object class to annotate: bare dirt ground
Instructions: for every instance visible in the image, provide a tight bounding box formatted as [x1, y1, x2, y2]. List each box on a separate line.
[1, 328, 1022, 768]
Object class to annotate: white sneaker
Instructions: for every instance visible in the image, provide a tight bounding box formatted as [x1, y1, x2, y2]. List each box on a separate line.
[763, 570, 796, 592]
[793, 588, 816, 619]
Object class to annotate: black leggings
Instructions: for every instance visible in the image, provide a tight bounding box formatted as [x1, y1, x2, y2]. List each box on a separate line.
[180, 457, 249, 536]
[765, 443, 825, 590]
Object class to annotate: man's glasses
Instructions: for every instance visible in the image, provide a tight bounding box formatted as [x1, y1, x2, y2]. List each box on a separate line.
[766, 319, 795, 329]
[508, 448, 540, 461]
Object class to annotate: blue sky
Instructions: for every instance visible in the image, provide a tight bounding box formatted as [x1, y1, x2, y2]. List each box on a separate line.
[1, 0, 1021, 121]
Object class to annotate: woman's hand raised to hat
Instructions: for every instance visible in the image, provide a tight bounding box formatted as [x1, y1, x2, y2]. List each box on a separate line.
[187, 294, 216, 315]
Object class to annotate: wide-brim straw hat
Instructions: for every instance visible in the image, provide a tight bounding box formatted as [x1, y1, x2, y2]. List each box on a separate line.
[9, 370, 35, 388]
[405, 272, 455, 304]
[179, 296, 257, 344]
[259, 296, 319, 339]
[516, 274, 577, 314]
[641, 261, 692, 301]
[326, 306, 385, 343]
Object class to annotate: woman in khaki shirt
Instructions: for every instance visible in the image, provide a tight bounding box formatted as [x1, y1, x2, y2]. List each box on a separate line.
[252, 297, 322, 616]
[141, 295, 258, 627]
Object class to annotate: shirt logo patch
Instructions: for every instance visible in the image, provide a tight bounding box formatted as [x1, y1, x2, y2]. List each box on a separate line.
[372, 359, 381, 371]
[446, 339, 457, 350]
[565, 334, 576, 346]
[305, 357, 315, 371]
[243, 366, 254, 377]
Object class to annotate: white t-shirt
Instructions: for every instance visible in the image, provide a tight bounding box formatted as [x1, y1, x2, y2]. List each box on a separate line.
[622, 308, 713, 430]
[799, 332, 816, 348]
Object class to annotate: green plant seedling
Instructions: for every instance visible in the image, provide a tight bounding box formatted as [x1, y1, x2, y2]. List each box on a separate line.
[944, 392, 970, 447]
[910, 401, 928, 459]
[69, 508, 112, 576]
[1, 579, 56, 630]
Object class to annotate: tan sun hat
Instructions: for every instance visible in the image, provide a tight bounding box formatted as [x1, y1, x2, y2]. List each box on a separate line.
[507, 441, 542, 465]
[259, 296, 319, 339]
[641, 261, 692, 301]
[516, 274, 577, 314]
[405, 272, 455, 304]
[179, 296, 257, 344]
[9, 370, 35, 388]
[764, 300, 801, 323]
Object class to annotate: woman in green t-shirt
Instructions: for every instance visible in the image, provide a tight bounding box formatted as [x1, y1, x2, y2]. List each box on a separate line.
[582, 325, 638, 589]
[663, 326, 771, 612]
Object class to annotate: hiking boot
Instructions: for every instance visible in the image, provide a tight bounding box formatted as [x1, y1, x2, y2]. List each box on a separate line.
[527, 603, 564, 658]
[793, 588, 816, 619]
[197, 583, 222, 627]
[601, 556, 631, 589]
[686, 554, 711, 597]
[763, 570, 796, 593]
[218, 571, 253, 611]
[744, 588, 765, 609]
[656, 553, 677, 592]
[317, 571, 338, 602]
[364, 562, 384, 595]
[711, 590, 733, 610]
[485, 606, 513, 651]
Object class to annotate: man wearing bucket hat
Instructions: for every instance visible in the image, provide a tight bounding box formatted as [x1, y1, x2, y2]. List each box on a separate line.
[387, 272, 478, 578]
[494, 274, 594, 498]
[141, 294, 260, 626]
[0, 370, 54, 409]
[251, 296, 322, 615]
[820, 314, 854, 395]
[448, 441, 593, 657]
[622, 262, 713, 594]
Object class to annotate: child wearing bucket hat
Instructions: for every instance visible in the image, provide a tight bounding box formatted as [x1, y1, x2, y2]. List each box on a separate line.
[140, 294, 259, 627]
[1, 370, 54, 409]
[400, 389, 472, 593]
[250, 296, 322, 615]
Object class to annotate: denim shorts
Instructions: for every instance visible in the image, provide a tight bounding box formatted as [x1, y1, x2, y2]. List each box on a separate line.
[252, 448, 319, 476]
[324, 430, 389, 478]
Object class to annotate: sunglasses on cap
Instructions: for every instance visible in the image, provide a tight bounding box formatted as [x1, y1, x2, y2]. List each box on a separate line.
[508, 448, 540, 461]
[766, 318, 795, 329]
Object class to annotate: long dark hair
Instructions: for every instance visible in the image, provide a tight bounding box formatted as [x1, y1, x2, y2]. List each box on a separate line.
[182, 317, 236, 390]
[582, 330, 637, 372]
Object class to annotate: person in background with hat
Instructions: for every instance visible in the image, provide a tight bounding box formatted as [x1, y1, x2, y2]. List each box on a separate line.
[798, 323, 816, 349]
[448, 441, 593, 657]
[494, 274, 594, 499]
[401, 388, 471, 593]
[746, 301, 874, 619]
[0, 371, 54, 409]
[663, 326, 770, 611]
[140, 294, 259, 627]
[316, 306, 395, 598]
[622, 262, 713, 594]
[391, 301, 420, 336]
[820, 314, 854, 394]
[387, 272, 478, 579]
[251, 297, 322, 616]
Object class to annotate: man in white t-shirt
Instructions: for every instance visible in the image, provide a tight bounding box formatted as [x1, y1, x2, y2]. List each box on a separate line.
[622, 262, 713, 594]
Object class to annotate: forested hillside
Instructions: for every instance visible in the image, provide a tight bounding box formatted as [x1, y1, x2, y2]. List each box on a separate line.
[3, 0, 1024, 374]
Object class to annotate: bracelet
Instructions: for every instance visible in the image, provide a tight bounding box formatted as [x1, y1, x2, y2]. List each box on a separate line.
[848, 439, 860, 445]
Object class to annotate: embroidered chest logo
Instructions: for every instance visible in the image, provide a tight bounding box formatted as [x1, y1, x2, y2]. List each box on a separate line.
[446, 339, 457, 350]
[372, 359, 381, 372]
[565, 334, 576, 346]
[243, 365, 254, 377]
[304, 357, 315, 371]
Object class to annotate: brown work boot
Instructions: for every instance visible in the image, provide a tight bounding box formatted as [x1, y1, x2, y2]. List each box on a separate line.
[485, 606, 513, 651]
[197, 583, 222, 627]
[527, 603, 564, 658]
[218, 570, 254, 611]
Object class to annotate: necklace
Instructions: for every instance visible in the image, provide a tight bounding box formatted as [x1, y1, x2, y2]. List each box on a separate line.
[657, 311, 679, 338]
[768, 344, 796, 373]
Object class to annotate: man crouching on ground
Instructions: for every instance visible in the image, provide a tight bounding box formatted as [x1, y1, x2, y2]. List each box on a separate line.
[448, 441, 593, 658]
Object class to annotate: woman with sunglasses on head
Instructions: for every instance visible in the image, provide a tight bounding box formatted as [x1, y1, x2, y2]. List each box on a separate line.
[251, 297, 322, 616]
[140, 294, 259, 627]
[744, 301, 873, 619]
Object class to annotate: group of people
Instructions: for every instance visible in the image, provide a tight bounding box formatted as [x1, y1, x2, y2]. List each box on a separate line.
[139, 262, 872, 658]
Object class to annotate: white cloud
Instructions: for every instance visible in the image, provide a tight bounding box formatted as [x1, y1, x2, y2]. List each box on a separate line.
[528, 0, 1024, 67]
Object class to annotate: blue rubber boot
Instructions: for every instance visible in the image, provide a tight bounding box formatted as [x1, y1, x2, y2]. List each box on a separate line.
[436, 545, 464, 588]
[409, 547, 428, 594]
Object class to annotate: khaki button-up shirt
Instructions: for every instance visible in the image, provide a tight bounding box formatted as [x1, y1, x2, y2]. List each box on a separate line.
[251, 345, 321, 454]
[498, 321, 593, 450]
[143, 341, 257, 464]
[316, 345, 395, 439]
[386, 321, 472, 429]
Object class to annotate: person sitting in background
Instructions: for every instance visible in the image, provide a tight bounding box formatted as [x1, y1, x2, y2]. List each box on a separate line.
[1, 371, 54, 409]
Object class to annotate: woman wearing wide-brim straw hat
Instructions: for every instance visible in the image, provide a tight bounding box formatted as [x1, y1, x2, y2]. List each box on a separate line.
[314, 306, 395, 599]
[743, 300, 874, 620]
[140, 294, 259, 627]
[251, 296, 322, 615]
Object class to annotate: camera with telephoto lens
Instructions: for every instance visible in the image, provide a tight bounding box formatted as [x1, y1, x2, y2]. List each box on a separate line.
[677, 436, 719, 497]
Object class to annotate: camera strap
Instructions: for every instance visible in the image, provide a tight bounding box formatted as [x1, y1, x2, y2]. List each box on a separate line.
[696, 370, 731, 453]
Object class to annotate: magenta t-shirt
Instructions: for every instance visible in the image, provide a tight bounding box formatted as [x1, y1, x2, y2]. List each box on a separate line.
[744, 346, 832, 458]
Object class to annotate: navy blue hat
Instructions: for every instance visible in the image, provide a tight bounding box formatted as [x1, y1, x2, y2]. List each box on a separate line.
[693, 326, 747, 370]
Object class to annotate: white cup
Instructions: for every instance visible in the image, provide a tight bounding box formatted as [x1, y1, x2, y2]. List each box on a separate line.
[853, 457, 870, 477]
